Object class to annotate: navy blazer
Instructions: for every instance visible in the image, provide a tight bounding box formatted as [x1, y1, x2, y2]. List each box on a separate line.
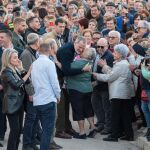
[56, 43, 83, 77]
[96, 50, 114, 91]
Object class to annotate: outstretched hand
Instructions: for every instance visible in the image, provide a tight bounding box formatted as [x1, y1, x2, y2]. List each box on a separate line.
[97, 59, 106, 67]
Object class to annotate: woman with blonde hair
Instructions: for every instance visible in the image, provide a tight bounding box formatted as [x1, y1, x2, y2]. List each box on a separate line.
[1, 48, 31, 150]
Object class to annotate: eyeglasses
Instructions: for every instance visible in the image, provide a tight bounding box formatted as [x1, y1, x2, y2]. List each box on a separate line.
[97, 45, 105, 49]
[108, 36, 118, 39]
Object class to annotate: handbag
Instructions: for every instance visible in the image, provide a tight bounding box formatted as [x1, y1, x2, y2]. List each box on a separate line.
[141, 90, 148, 102]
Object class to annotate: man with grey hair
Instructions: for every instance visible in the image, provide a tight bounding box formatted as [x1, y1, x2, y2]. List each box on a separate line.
[21, 33, 41, 150]
[92, 38, 114, 134]
[108, 30, 121, 53]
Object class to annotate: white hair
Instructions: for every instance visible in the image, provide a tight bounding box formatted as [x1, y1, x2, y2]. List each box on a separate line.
[86, 47, 96, 61]
[108, 30, 121, 42]
[138, 20, 150, 32]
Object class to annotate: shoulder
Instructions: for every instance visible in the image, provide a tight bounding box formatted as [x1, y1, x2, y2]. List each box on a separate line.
[12, 32, 18, 37]
[12, 32, 19, 41]
[43, 32, 55, 41]
[57, 43, 74, 55]
[102, 28, 109, 34]
[59, 42, 74, 50]
[20, 48, 31, 58]
[118, 60, 129, 67]
[1, 68, 14, 78]
[103, 50, 113, 59]
[72, 59, 87, 66]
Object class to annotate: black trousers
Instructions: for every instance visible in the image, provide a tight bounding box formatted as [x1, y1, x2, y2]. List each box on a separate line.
[56, 89, 72, 132]
[6, 108, 24, 150]
[0, 91, 6, 139]
[111, 99, 133, 138]
[68, 89, 94, 121]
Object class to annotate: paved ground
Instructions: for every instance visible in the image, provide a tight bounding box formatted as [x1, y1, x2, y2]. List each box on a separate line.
[0, 120, 141, 150]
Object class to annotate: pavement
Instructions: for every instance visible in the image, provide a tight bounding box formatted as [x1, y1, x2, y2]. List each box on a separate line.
[0, 120, 141, 150]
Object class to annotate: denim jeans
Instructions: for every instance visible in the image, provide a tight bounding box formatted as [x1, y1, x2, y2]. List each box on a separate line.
[35, 102, 57, 150]
[141, 90, 150, 128]
[23, 101, 40, 147]
[141, 102, 150, 128]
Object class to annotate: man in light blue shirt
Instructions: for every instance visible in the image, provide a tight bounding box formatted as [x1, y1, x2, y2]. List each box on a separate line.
[31, 42, 61, 150]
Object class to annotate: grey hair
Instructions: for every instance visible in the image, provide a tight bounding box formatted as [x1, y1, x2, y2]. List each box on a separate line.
[139, 20, 150, 32]
[27, 33, 39, 45]
[108, 30, 121, 42]
[114, 44, 129, 59]
[86, 47, 96, 61]
[48, 39, 57, 50]
[75, 36, 87, 45]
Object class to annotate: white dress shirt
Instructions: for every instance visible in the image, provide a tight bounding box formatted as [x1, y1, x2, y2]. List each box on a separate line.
[31, 54, 61, 106]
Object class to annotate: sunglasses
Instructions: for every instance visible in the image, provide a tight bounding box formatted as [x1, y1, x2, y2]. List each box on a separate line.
[97, 45, 105, 49]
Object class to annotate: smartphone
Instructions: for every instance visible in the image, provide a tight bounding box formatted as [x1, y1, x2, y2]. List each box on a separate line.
[118, 3, 122, 11]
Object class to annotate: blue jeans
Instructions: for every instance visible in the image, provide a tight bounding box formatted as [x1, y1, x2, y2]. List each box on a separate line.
[35, 102, 57, 150]
[141, 90, 150, 128]
[23, 101, 40, 147]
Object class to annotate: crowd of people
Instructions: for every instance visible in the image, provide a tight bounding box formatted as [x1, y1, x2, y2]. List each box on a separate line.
[0, 0, 150, 150]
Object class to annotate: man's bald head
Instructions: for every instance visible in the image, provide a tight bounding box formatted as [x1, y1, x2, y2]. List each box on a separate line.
[96, 38, 108, 55]
[97, 38, 108, 46]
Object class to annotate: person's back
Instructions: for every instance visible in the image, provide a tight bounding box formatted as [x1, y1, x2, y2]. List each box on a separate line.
[66, 47, 96, 93]
[31, 42, 60, 150]
[66, 59, 92, 93]
[31, 54, 60, 106]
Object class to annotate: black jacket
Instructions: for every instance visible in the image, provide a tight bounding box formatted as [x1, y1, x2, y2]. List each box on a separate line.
[56, 42, 83, 77]
[1, 67, 25, 114]
[96, 50, 114, 91]
[24, 27, 40, 43]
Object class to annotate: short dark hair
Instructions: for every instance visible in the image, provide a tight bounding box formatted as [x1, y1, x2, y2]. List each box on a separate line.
[41, 1, 47, 6]
[0, 29, 12, 40]
[78, 18, 89, 29]
[93, 31, 101, 36]
[133, 13, 143, 21]
[125, 31, 134, 40]
[91, 4, 100, 11]
[106, 17, 116, 25]
[55, 18, 66, 25]
[26, 16, 38, 26]
[38, 8, 48, 19]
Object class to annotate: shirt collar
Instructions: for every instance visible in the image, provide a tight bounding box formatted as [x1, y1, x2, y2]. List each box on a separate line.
[39, 54, 49, 59]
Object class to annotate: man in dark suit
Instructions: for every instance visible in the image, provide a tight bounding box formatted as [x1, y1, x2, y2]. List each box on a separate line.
[56, 36, 91, 137]
[92, 38, 114, 134]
